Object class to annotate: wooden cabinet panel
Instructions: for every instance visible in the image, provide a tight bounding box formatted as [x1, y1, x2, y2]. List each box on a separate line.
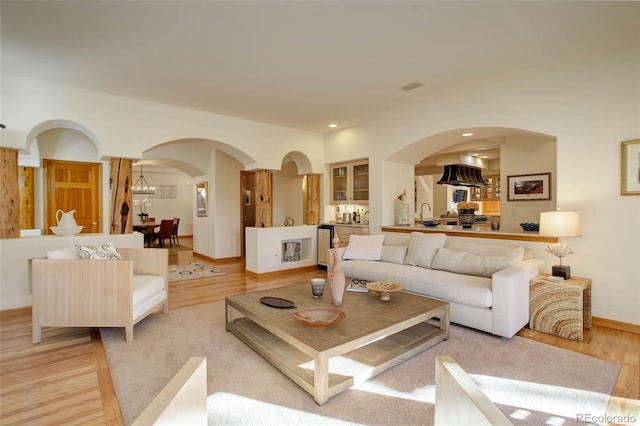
[330, 160, 368, 205]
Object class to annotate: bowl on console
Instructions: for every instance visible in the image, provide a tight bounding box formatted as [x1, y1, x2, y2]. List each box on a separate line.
[50, 226, 84, 236]
[519, 223, 539, 232]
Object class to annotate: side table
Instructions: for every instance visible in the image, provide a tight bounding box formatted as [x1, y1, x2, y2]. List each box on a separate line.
[529, 274, 592, 341]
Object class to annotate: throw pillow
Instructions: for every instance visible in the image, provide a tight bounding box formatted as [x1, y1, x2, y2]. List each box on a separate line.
[404, 232, 447, 269]
[76, 241, 122, 260]
[380, 245, 408, 264]
[342, 234, 385, 261]
[46, 247, 82, 259]
[431, 247, 518, 278]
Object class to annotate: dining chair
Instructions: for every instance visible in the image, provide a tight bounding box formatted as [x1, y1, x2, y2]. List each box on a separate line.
[171, 217, 180, 246]
[152, 219, 174, 248]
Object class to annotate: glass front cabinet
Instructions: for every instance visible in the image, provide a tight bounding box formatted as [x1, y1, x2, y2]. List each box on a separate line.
[470, 175, 501, 201]
[330, 160, 369, 204]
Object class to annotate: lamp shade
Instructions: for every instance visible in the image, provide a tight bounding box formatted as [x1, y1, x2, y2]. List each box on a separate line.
[539, 210, 581, 237]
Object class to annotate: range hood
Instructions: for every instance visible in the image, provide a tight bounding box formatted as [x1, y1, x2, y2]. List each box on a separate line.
[437, 164, 487, 187]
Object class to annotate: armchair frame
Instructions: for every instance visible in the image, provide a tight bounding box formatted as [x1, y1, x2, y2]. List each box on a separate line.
[32, 248, 168, 343]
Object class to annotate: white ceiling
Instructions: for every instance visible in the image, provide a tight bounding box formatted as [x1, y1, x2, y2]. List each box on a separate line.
[3, 1, 638, 136]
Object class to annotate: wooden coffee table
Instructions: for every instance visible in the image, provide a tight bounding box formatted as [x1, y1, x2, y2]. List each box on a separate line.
[225, 282, 449, 405]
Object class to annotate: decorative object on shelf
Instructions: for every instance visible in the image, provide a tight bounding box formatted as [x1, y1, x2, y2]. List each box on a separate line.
[507, 173, 551, 201]
[293, 307, 346, 328]
[457, 202, 479, 228]
[621, 139, 640, 196]
[422, 221, 439, 227]
[132, 165, 156, 194]
[395, 190, 410, 225]
[520, 222, 540, 232]
[539, 210, 582, 279]
[366, 281, 403, 301]
[284, 216, 294, 226]
[328, 236, 346, 306]
[50, 209, 83, 236]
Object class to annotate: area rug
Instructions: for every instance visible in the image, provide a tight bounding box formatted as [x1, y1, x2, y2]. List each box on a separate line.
[101, 301, 620, 425]
[167, 262, 226, 282]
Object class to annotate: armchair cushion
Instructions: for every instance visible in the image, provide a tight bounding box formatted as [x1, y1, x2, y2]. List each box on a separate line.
[132, 275, 167, 320]
[76, 241, 122, 260]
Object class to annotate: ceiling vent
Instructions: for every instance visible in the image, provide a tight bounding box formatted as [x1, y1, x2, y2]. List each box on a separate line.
[437, 164, 487, 187]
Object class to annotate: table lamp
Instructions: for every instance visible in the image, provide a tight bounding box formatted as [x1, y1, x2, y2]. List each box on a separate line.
[539, 210, 581, 279]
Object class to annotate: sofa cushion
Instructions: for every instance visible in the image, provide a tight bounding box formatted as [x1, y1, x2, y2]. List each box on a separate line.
[431, 247, 518, 278]
[76, 241, 122, 260]
[46, 247, 82, 259]
[404, 232, 447, 269]
[132, 275, 166, 307]
[380, 245, 408, 264]
[343, 234, 385, 260]
[444, 240, 525, 262]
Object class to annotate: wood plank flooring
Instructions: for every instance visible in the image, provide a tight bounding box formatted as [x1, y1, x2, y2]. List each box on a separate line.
[1, 238, 638, 424]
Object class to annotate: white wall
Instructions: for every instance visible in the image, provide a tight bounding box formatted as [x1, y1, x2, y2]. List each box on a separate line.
[214, 150, 242, 259]
[325, 49, 640, 325]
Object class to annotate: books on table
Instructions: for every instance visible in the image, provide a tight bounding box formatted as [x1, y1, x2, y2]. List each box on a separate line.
[347, 280, 369, 293]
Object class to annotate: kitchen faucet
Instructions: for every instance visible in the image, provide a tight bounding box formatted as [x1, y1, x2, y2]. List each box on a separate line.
[420, 202, 432, 219]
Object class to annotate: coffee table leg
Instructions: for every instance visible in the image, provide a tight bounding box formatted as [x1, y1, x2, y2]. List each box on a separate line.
[313, 353, 329, 405]
[440, 306, 450, 340]
[225, 302, 234, 331]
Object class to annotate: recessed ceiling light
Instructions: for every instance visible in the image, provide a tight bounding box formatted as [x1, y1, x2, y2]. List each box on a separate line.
[462, 132, 474, 137]
[328, 123, 338, 128]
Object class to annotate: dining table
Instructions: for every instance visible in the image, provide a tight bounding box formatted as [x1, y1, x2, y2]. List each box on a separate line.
[133, 222, 159, 247]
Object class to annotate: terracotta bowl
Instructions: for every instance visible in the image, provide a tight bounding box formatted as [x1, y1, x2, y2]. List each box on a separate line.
[366, 281, 403, 301]
[293, 307, 345, 328]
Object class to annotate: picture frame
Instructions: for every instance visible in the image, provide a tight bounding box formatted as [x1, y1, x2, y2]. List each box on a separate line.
[621, 139, 640, 196]
[507, 173, 551, 201]
[196, 181, 208, 217]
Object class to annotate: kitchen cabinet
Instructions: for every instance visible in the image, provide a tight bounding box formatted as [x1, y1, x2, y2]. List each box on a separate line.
[470, 175, 501, 201]
[333, 225, 368, 247]
[330, 160, 369, 204]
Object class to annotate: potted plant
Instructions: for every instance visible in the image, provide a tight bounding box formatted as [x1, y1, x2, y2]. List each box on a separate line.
[456, 202, 479, 228]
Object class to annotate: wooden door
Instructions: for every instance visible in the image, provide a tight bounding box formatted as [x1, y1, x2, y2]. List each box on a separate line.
[44, 160, 102, 234]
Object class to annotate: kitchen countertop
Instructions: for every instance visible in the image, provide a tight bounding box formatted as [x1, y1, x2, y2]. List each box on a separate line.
[321, 223, 369, 228]
[382, 224, 557, 243]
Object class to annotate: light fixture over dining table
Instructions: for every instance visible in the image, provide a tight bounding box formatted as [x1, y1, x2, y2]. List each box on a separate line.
[132, 165, 156, 194]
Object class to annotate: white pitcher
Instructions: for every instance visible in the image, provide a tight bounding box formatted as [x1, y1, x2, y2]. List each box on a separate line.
[56, 209, 78, 228]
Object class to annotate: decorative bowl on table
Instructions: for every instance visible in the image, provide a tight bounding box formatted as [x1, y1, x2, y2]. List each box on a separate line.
[520, 222, 540, 232]
[294, 307, 345, 328]
[50, 226, 84, 236]
[422, 221, 439, 227]
[366, 281, 404, 301]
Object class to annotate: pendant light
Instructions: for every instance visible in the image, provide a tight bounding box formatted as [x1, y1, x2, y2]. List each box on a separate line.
[132, 165, 156, 194]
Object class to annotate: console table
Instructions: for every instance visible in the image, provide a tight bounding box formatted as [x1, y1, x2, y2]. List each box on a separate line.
[529, 274, 592, 341]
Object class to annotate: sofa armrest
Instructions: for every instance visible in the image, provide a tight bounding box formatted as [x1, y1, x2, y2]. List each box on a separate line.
[32, 258, 134, 327]
[119, 248, 168, 284]
[490, 259, 544, 338]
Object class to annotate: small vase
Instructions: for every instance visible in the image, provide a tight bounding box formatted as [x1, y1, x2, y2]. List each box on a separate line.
[329, 237, 346, 306]
[458, 209, 476, 228]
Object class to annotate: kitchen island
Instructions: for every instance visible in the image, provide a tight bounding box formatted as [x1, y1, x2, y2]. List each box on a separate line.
[382, 224, 557, 243]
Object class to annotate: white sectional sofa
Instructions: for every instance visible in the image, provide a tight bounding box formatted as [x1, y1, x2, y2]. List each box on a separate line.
[335, 232, 543, 338]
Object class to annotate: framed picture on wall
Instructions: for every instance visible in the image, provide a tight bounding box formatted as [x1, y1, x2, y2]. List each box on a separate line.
[507, 173, 551, 201]
[621, 139, 640, 196]
[196, 181, 208, 217]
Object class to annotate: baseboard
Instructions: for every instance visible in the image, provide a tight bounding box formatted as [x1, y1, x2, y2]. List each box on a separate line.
[245, 265, 321, 279]
[191, 252, 240, 264]
[592, 316, 640, 335]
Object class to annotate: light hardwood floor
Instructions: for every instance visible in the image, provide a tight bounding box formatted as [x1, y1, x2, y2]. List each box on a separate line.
[1, 237, 638, 425]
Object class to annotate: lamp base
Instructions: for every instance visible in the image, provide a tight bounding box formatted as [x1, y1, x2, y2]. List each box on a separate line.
[552, 265, 571, 280]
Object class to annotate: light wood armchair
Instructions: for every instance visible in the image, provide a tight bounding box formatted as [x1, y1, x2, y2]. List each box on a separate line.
[435, 355, 512, 425]
[32, 248, 168, 343]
